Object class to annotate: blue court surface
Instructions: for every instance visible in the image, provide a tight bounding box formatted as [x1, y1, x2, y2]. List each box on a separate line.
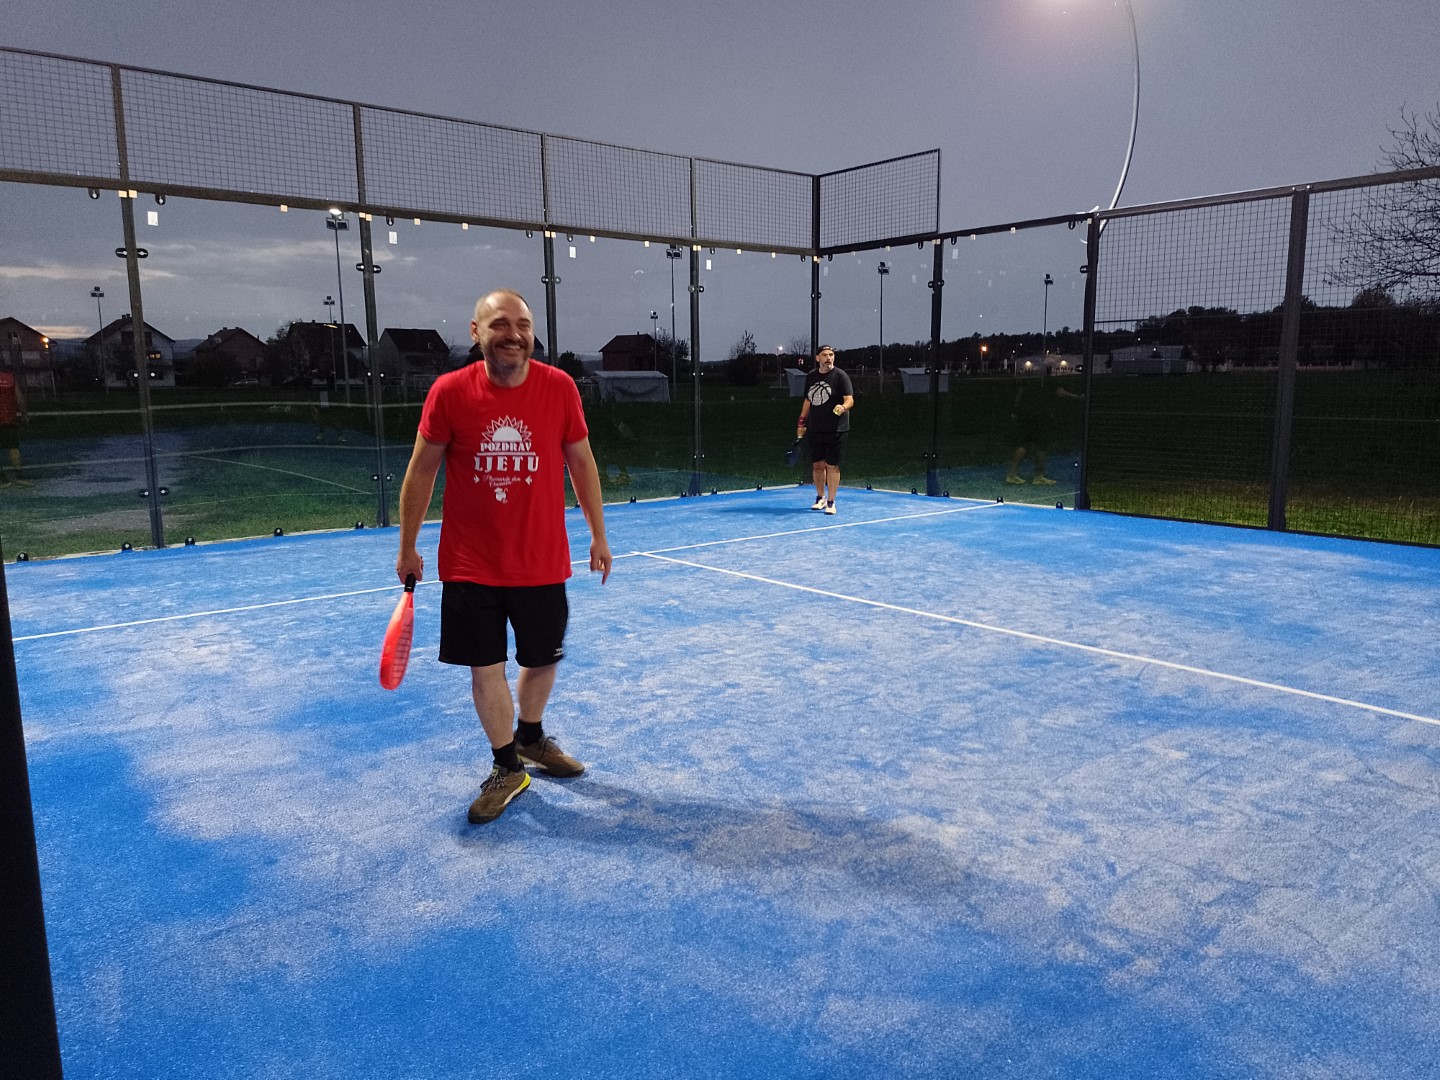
[10, 487, 1440, 1079]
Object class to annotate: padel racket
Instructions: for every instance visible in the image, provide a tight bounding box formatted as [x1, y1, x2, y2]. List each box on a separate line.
[784, 437, 803, 466]
[379, 574, 416, 690]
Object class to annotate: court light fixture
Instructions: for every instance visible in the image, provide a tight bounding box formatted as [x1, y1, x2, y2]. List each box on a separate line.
[386, 215, 395, 225]
[154, 193, 166, 205]
[280, 204, 288, 212]
[88, 188, 99, 199]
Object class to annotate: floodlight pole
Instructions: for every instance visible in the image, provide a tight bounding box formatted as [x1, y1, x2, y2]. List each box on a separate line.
[90, 286, 107, 392]
[666, 246, 682, 393]
[326, 211, 351, 403]
[324, 295, 338, 387]
[877, 261, 889, 392]
[1043, 273, 1053, 359]
[1108, 0, 1140, 214]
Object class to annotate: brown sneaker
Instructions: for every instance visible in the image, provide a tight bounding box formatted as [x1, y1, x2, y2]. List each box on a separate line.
[467, 766, 530, 824]
[515, 734, 585, 778]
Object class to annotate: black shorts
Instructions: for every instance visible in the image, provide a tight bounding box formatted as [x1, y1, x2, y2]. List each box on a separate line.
[439, 582, 568, 668]
[809, 430, 847, 467]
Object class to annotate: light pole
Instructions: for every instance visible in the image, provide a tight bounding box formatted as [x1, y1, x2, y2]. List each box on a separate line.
[1110, 0, 1141, 213]
[666, 245, 682, 390]
[877, 261, 890, 391]
[326, 209, 351, 402]
[979, 342, 988, 373]
[324, 294, 338, 388]
[650, 310, 659, 371]
[1042, 273, 1053, 362]
[89, 286, 105, 390]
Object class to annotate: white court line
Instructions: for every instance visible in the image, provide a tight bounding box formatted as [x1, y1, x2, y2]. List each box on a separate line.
[613, 499, 1004, 559]
[14, 502, 1000, 642]
[11, 584, 417, 642]
[640, 552, 1440, 728]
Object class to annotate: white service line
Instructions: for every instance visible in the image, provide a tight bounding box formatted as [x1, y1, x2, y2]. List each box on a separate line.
[613, 500, 1004, 560]
[640, 551, 1440, 728]
[14, 502, 998, 642]
[12, 584, 414, 642]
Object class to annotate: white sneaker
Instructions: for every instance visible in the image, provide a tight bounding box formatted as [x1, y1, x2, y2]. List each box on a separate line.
[824, 502, 836, 515]
[811, 496, 826, 510]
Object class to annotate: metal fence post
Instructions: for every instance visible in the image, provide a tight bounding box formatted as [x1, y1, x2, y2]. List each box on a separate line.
[1269, 189, 1310, 531]
[926, 240, 944, 496]
[1078, 214, 1101, 511]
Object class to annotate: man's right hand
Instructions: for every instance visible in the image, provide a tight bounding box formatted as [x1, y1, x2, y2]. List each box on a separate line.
[396, 551, 424, 584]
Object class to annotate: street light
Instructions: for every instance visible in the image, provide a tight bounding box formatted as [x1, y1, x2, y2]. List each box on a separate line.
[665, 247, 682, 391]
[89, 286, 106, 390]
[325, 209, 351, 402]
[877, 261, 890, 391]
[324, 294, 338, 387]
[979, 342, 988, 372]
[666, 246, 683, 389]
[1042, 273, 1053, 360]
[650, 310, 659, 371]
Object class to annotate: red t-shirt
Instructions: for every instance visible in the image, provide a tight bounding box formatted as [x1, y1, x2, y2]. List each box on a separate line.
[418, 359, 589, 586]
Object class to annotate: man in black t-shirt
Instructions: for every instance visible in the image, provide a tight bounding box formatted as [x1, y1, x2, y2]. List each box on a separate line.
[795, 345, 855, 516]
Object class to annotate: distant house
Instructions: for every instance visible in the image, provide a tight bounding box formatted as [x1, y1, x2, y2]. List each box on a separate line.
[275, 322, 367, 386]
[374, 328, 450, 394]
[191, 326, 269, 387]
[0, 317, 56, 393]
[84, 314, 177, 389]
[599, 333, 659, 372]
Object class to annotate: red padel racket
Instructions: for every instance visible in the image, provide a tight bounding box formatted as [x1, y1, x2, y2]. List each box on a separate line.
[379, 574, 416, 690]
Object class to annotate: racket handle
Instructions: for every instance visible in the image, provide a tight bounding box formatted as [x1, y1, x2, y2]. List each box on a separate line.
[404, 574, 416, 592]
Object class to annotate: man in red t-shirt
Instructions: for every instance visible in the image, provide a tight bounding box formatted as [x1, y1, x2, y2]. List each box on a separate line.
[396, 289, 612, 825]
[0, 364, 30, 487]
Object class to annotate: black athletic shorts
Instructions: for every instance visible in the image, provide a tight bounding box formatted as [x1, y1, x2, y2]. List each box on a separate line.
[439, 581, 568, 668]
[809, 429, 847, 467]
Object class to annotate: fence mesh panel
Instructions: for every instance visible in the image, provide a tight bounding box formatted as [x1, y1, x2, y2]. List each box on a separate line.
[0, 51, 117, 181]
[360, 109, 544, 223]
[119, 70, 357, 202]
[1087, 198, 1293, 527]
[695, 159, 813, 252]
[819, 151, 939, 250]
[543, 137, 691, 239]
[1286, 183, 1440, 543]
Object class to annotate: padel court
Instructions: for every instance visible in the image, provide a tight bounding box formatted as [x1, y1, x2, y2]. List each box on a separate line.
[10, 488, 1440, 1079]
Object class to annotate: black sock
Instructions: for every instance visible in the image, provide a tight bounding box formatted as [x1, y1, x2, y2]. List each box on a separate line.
[493, 740, 522, 772]
[516, 719, 543, 746]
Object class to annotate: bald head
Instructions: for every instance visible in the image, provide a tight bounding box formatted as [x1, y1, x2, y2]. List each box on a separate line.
[470, 288, 536, 384]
